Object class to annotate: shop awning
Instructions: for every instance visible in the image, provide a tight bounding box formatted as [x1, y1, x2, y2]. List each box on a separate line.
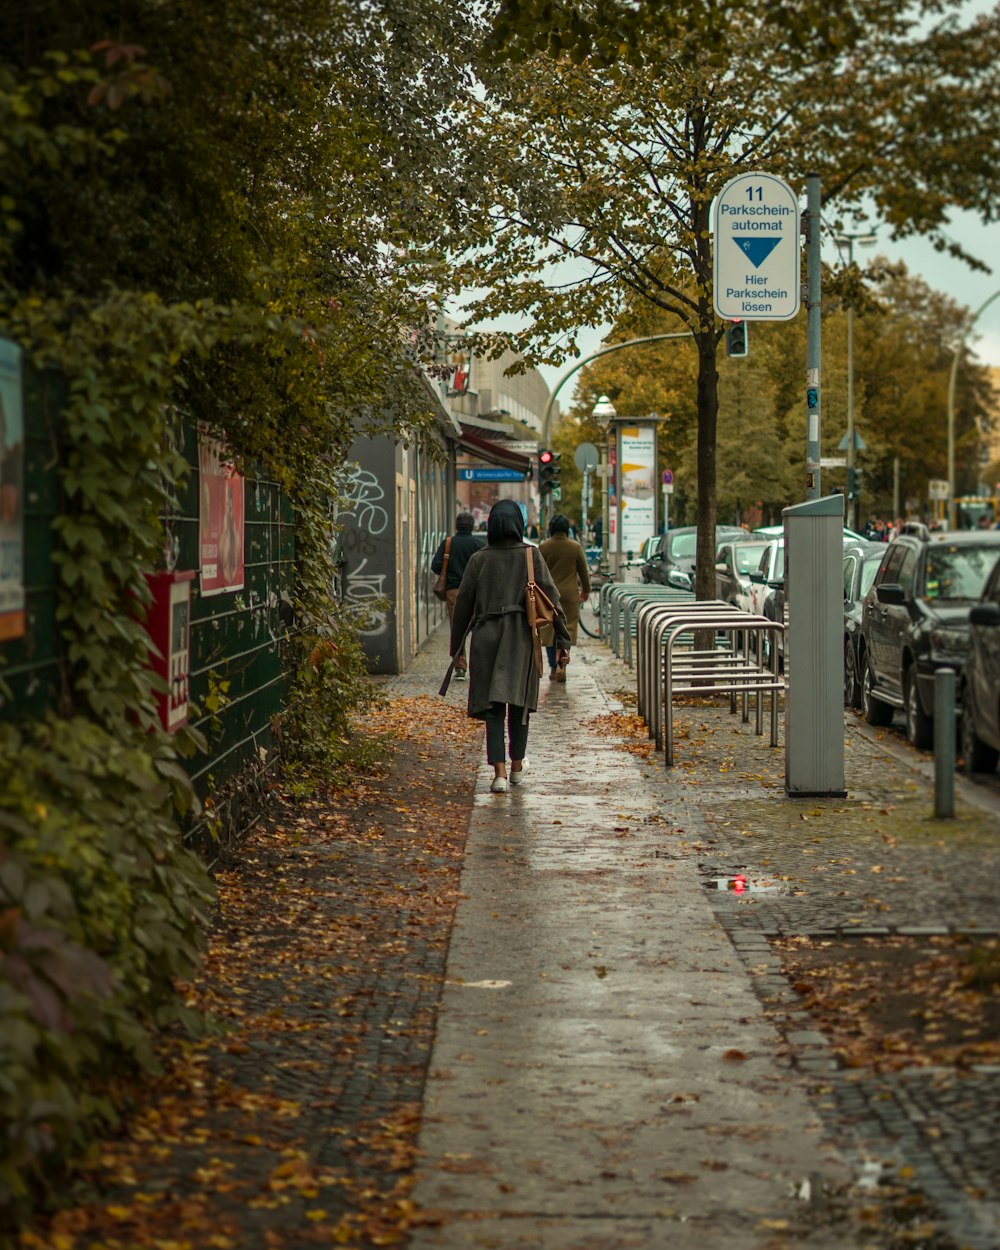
[457, 426, 533, 473]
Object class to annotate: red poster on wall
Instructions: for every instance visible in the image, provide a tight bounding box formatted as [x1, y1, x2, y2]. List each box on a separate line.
[198, 426, 245, 597]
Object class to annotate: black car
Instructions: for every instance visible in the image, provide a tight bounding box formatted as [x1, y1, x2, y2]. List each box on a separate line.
[960, 555, 1000, 773]
[842, 541, 885, 708]
[749, 542, 785, 663]
[859, 527, 1000, 748]
[644, 525, 750, 590]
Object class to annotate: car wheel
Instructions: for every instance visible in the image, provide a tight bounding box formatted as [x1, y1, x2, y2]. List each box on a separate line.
[960, 696, 999, 774]
[844, 638, 860, 709]
[904, 669, 934, 750]
[861, 652, 894, 727]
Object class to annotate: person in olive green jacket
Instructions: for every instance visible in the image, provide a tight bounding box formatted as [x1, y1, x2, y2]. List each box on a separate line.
[539, 514, 591, 682]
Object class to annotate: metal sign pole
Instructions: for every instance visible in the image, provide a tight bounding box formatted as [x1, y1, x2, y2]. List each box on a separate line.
[805, 174, 822, 502]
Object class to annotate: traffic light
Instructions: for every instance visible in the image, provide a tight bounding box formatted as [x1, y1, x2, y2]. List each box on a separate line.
[848, 466, 863, 500]
[725, 320, 748, 358]
[538, 449, 561, 496]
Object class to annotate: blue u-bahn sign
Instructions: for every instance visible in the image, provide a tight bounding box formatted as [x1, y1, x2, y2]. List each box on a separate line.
[458, 468, 526, 482]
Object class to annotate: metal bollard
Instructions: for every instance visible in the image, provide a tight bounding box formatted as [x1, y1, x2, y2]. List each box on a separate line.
[933, 667, 956, 819]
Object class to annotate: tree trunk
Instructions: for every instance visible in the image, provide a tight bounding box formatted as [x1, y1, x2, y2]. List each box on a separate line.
[694, 317, 719, 602]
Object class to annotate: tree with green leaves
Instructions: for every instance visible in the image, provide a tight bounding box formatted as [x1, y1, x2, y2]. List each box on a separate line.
[0, 0, 495, 1216]
[457, 0, 1000, 595]
[848, 261, 993, 514]
[565, 260, 991, 532]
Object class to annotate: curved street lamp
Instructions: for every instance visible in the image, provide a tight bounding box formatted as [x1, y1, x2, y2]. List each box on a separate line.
[591, 395, 617, 575]
[537, 331, 692, 530]
[833, 230, 877, 530]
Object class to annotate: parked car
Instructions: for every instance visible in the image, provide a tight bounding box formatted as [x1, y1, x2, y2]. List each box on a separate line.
[642, 525, 750, 589]
[840, 542, 885, 710]
[715, 540, 769, 610]
[635, 535, 662, 581]
[753, 524, 869, 544]
[960, 555, 1000, 773]
[746, 539, 783, 617]
[859, 528, 1000, 748]
[842, 541, 886, 708]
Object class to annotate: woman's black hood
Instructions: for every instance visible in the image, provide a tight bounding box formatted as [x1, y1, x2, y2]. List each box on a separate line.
[487, 499, 525, 545]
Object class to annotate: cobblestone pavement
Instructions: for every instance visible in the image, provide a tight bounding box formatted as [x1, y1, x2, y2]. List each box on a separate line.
[21, 679, 483, 1250]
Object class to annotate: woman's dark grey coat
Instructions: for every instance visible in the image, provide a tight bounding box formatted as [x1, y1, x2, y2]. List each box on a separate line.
[450, 541, 570, 719]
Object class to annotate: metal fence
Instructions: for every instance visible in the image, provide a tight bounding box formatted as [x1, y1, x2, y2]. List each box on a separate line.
[1, 376, 297, 839]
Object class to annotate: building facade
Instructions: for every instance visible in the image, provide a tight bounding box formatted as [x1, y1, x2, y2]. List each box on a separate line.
[338, 328, 557, 674]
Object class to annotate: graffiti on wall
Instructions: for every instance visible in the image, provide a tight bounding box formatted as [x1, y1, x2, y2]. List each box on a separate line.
[332, 462, 391, 638]
[344, 557, 389, 636]
[335, 465, 388, 536]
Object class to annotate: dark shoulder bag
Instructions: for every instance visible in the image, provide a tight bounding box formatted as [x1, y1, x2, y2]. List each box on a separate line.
[433, 536, 452, 602]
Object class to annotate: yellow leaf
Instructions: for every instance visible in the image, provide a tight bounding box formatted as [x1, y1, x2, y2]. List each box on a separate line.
[306, 1208, 327, 1222]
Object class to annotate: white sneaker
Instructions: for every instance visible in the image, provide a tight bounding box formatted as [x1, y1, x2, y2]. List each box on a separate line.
[509, 759, 529, 786]
[490, 776, 508, 794]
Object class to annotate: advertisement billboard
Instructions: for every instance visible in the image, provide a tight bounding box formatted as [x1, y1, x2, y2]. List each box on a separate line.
[619, 425, 656, 557]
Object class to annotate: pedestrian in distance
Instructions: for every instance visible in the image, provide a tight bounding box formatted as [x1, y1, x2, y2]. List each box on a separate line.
[538, 513, 591, 683]
[430, 512, 485, 679]
[448, 499, 569, 793]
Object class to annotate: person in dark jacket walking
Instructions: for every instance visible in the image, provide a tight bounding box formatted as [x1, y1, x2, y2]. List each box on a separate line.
[431, 512, 485, 678]
[450, 500, 570, 793]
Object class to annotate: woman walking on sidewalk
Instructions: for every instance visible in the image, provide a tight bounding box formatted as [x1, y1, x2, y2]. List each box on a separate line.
[538, 513, 591, 682]
[449, 499, 570, 793]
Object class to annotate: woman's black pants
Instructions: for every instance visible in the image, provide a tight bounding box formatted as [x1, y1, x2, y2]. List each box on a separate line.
[484, 702, 529, 764]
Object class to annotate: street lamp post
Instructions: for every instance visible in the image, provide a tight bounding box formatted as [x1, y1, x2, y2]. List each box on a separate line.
[592, 395, 617, 575]
[834, 230, 877, 531]
[581, 465, 592, 540]
[947, 287, 1000, 529]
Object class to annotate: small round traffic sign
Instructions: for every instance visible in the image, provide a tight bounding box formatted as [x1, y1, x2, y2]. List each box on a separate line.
[662, 469, 673, 485]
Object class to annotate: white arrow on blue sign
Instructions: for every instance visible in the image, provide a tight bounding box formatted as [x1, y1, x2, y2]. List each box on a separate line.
[712, 172, 800, 322]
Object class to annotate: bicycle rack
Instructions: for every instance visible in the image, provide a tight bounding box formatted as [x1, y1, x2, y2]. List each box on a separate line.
[634, 602, 784, 765]
[600, 583, 694, 658]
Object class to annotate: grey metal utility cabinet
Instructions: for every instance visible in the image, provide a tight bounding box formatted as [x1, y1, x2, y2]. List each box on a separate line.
[783, 494, 846, 796]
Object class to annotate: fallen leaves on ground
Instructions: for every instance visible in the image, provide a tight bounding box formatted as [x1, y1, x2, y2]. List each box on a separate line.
[774, 935, 1000, 1071]
[586, 712, 654, 758]
[19, 696, 482, 1250]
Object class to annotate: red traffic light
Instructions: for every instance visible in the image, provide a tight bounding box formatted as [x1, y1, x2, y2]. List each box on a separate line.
[539, 449, 555, 464]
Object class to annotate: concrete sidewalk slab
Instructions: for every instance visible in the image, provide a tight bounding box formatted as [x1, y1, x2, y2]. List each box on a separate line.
[406, 637, 855, 1248]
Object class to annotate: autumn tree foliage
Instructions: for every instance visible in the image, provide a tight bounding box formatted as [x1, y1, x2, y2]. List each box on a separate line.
[457, 0, 1000, 595]
[568, 262, 991, 527]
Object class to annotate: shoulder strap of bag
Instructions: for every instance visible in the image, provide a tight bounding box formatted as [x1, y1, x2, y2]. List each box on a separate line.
[525, 544, 534, 584]
[442, 535, 452, 571]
